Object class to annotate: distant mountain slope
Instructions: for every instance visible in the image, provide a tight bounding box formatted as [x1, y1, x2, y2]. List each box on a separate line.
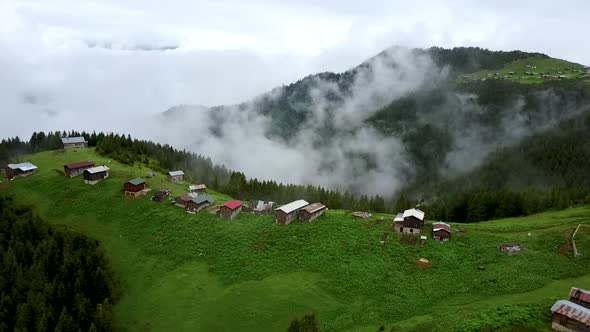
[158, 46, 590, 198]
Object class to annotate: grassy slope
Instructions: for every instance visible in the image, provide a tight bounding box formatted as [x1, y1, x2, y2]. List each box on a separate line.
[2, 148, 590, 331]
[459, 57, 588, 84]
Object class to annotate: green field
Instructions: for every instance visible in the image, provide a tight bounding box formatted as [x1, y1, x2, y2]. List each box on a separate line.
[2, 148, 590, 331]
[459, 57, 588, 84]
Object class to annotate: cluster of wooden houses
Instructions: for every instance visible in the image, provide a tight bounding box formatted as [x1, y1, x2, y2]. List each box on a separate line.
[393, 208, 451, 242]
[551, 287, 590, 331]
[274, 200, 327, 224]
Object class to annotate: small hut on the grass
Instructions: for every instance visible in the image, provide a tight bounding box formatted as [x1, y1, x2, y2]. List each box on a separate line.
[551, 300, 590, 331]
[188, 184, 207, 194]
[219, 200, 242, 220]
[64, 161, 95, 178]
[432, 222, 452, 242]
[186, 194, 215, 213]
[299, 202, 327, 222]
[83, 166, 109, 185]
[124, 178, 150, 197]
[4, 162, 38, 180]
[168, 170, 184, 182]
[275, 200, 309, 225]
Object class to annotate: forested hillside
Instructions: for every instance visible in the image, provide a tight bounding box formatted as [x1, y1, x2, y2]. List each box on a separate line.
[0, 196, 118, 331]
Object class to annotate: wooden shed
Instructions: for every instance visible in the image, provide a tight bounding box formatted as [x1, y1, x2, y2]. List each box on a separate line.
[432, 222, 451, 242]
[124, 178, 149, 197]
[61, 137, 88, 149]
[188, 184, 207, 194]
[219, 200, 242, 220]
[551, 300, 590, 331]
[299, 202, 327, 222]
[83, 166, 110, 185]
[275, 200, 309, 225]
[570, 287, 590, 309]
[186, 194, 215, 213]
[4, 162, 38, 180]
[175, 194, 194, 208]
[394, 208, 425, 235]
[168, 170, 184, 182]
[64, 161, 95, 178]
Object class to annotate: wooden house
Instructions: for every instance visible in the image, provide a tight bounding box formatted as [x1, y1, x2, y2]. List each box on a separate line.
[175, 194, 195, 208]
[64, 161, 95, 178]
[394, 208, 425, 235]
[124, 178, 149, 197]
[432, 222, 451, 242]
[299, 202, 327, 222]
[4, 162, 38, 180]
[219, 200, 242, 220]
[186, 194, 215, 213]
[168, 170, 184, 182]
[570, 288, 590, 309]
[61, 137, 88, 149]
[275, 200, 309, 225]
[83, 166, 110, 185]
[551, 300, 590, 331]
[188, 184, 207, 194]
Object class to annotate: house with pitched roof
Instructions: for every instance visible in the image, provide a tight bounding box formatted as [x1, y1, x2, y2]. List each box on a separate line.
[168, 170, 184, 182]
[432, 222, 451, 242]
[219, 200, 242, 219]
[394, 208, 426, 235]
[275, 200, 309, 225]
[186, 194, 215, 213]
[124, 178, 149, 197]
[299, 202, 327, 222]
[551, 300, 590, 331]
[61, 137, 88, 149]
[64, 161, 95, 178]
[83, 166, 110, 185]
[4, 162, 38, 180]
[188, 184, 207, 194]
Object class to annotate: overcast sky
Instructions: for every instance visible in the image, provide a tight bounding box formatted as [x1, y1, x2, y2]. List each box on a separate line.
[1, 0, 589, 138]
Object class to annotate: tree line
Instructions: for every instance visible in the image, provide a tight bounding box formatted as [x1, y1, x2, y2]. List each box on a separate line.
[0, 196, 119, 331]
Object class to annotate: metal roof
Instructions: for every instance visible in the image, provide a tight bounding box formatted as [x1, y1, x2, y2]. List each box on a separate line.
[127, 178, 145, 186]
[189, 184, 206, 190]
[65, 161, 95, 169]
[192, 194, 215, 204]
[7, 162, 38, 171]
[85, 166, 110, 174]
[168, 170, 184, 176]
[394, 213, 404, 222]
[301, 202, 326, 214]
[61, 137, 87, 144]
[551, 300, 590, 325]
[402, 208, 425, 221]
[223, 200, 242, 210]
[433, 222, 451, 233]
[570, 287, 590, 304]
[275, 200, 309, 213]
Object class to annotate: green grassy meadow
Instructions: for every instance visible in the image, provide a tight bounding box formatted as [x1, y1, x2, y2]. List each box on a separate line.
[459, 57, 588, 84]
[2, 148, 590, 331]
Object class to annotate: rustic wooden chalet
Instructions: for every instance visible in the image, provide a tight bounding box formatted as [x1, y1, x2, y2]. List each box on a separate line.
[61, 137, 88, 149]
[299, 202, 327, 222]
[4, 162, 38, 180]
[64, 161, 95, 178]
[551, 300, 590, 332]
[186, 194, 215, 213]
[175, 194, 195, 208]
[83, 166, 110, 185]
[394, 208, 426, 235]
[188, 184, 207, 194]
[124, 178, 148, 197]
[168, 170, 184, 182]
[432, 222, 451, 242]
[570, 288, 590, 309]
[275, 200, 309, 225]
[219, 200, 242, 220]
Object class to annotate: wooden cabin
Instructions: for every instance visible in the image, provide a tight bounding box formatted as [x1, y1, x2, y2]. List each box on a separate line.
[175, 194, 194, 208]
[570, 287, 590, 309]
[83, 166, 110, 185]
[64, 161, 95, 178]
[275, 200, 309, 225]
[61, 137, 88, 149]
[432, 222, 451, 242]
[4, 162, 38, 180]
[168, 170, 184, 182]
[186, 194, 215, 213]
[188, 184, 207, 194]
[551, 300, 590, 331]
[394, 208, 425, 235]
[219, 200, 242, 220]
[299, 202, 327, 222]
[124, 178, 148, 197]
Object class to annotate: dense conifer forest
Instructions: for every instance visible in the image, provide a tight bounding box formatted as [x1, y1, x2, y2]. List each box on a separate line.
[0, 196, 119, 331]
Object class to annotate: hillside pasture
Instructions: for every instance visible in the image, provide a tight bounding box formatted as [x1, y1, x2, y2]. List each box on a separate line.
[3, 148, 590, 331]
